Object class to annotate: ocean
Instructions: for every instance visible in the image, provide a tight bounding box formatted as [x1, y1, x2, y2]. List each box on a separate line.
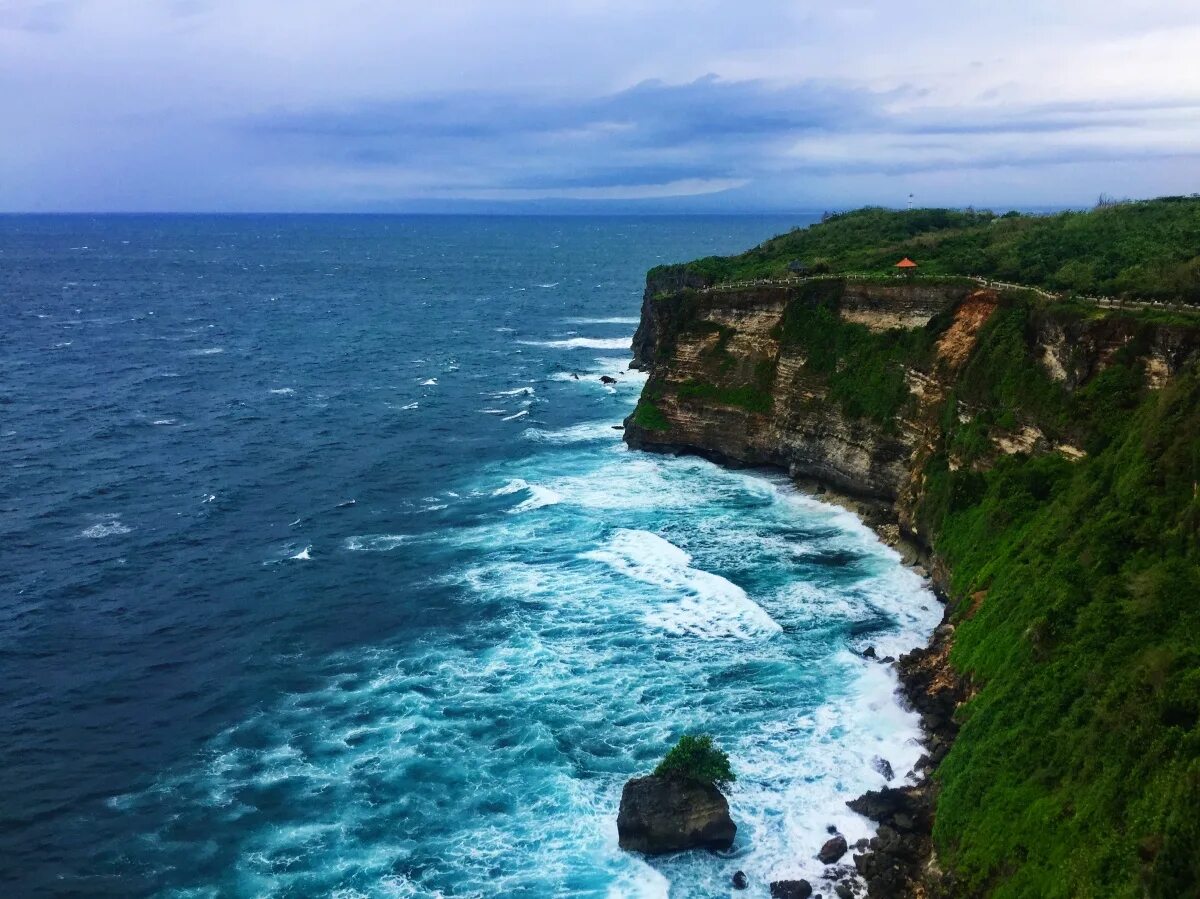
[0, 215, 940, 897]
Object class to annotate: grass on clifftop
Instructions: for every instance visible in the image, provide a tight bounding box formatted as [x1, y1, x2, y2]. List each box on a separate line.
[653, 196, 1200, 301]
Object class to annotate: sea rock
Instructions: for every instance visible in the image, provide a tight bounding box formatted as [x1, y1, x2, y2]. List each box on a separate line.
[600, 375, 617, 384]
[818, 834, 848, 864]
[616, 775, 735, 854]
[871, 757, 894, 781]
[733, 870, 749, 889]
[861, 646, 878, 660]
[770, 880, 813, 899]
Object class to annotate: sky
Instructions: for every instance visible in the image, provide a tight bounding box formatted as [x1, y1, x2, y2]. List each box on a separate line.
[1, 0, 1199, 212]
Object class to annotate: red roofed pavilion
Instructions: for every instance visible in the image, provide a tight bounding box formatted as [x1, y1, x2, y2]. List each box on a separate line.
[895, 257, 918, 269]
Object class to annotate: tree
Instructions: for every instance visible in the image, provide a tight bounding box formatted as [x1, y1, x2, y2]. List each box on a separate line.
[653, 734, 736, 786]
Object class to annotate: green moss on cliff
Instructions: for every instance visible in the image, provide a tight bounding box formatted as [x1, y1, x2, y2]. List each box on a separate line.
[632, 395, 671, 431]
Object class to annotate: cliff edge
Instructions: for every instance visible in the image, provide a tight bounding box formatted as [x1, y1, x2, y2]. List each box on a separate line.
[624, 265, 1200, 897]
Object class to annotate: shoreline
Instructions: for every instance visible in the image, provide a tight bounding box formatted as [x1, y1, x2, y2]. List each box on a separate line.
[627, 436, 960, 897]
[784, 477, 962, 898]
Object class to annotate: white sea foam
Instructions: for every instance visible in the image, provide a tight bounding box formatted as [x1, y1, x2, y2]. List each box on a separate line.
[510, 485, 563, 513]
[492, 479, 529, 496]
[480, 408, 506, 414]
[521, 421, 618, 444]
[586, 529, 782, 640]
[190, 347, 224, 355]
[268, 387, 295, 395]
[152, 419, 176, 426]
[81, 517, 131, 539]
[564, 316, 640, 325]
[420, 378, 438, 386]
[400, 402, 419, 410]
[291, 545, 312, 561]
[536, 282, 559, 288]
[519, 337, 631, 350]
[500, 410, 528, 421]
[344, 534, 408, 552]
[492, 386, 534, 397]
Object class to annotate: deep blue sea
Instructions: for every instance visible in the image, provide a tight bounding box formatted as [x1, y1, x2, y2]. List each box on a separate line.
[0, 215, 940, 898]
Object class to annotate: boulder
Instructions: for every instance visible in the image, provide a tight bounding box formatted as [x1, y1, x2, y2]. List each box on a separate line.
[871, 757, 894, 781]
[818, 834, 848, 864]
[861, 646, 878, 660]
[770, 880, 813, 899]
[616, 775, 735, 854]
[600, 375, 618, 384]
[732, 870, 749, 889]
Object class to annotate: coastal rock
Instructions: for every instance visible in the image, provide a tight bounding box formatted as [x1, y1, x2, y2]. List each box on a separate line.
[871, 757, 894, 781]
[769, 880, 813, 899]
[733, 870, 749, 889]
[818, 834, 848, 864]
[616, 775, 735, 854]
[600, 375, 617, 384]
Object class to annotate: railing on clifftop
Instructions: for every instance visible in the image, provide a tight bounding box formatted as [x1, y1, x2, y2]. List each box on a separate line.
[692, 272, 1197, 312]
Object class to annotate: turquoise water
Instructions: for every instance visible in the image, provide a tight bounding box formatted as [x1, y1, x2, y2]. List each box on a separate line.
[0, 215, 940, 897]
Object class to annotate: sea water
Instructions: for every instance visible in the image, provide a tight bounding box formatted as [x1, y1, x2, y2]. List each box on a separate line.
[0, 215, 941, 897]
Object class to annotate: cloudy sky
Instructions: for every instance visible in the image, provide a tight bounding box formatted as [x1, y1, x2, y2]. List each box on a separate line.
[2, 0, 1198, 211]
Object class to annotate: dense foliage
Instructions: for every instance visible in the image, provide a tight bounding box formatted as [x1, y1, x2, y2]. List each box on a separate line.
[653, 734, 736, 786]
[912, 308, 1200, 897]
[653, 197, 1200, 301]
[775, 280, 946, 426]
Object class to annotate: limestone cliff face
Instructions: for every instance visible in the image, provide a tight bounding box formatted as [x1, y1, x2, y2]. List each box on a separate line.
[625, 277, 1199, 547]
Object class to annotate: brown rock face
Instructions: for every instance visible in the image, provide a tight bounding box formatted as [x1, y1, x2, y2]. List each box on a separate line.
[616, 775, 736, 855]
[624, 277, 1200, 547]
[626, 281, 979, 521]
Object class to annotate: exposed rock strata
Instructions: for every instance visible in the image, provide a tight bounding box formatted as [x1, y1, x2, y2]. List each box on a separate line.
[623, 275, 1200, 896]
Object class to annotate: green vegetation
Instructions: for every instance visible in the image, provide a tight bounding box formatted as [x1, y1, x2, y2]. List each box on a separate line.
[632, 395, 671, 431]
[775, 280, 946, 426]
[896, 304, 1200, 896]
[677, 379, 772, 413]
[654, 734, 736, 787]
[651, 196, 1200, 301]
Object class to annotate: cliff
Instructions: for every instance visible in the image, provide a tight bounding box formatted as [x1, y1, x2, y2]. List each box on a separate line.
[625, 271, 1200, 897]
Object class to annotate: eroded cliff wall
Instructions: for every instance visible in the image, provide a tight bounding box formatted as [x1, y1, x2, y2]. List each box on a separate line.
[626, 277, 1198, 547]
[624, 273, 1200, 897]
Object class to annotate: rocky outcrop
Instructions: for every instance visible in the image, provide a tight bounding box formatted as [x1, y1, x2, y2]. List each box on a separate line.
[819, 833, 849, 864]
[769, 879, 813, 899]
[616, 775, 736, 854]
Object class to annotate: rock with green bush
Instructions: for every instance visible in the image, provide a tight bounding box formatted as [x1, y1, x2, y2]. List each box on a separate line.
[617, 734, 736, 855]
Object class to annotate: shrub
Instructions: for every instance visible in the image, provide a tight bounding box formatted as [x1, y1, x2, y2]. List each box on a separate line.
[654, 734, 736, 786]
